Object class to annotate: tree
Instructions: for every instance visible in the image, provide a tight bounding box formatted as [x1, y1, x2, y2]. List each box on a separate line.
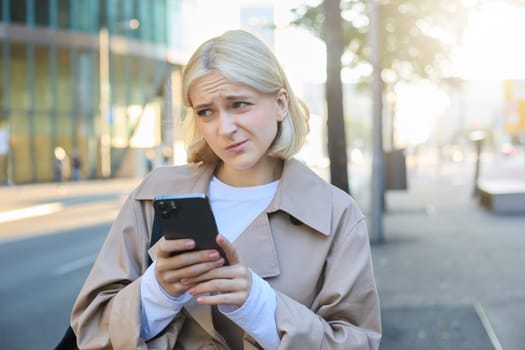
[322, 0, 350, 193]
[292, 0, 523, 183]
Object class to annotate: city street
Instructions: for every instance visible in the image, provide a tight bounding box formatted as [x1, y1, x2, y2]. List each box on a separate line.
[0, 153, 524, 349]
[0, 179, 139, 349]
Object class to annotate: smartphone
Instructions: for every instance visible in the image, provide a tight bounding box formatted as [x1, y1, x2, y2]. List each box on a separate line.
[153, 193, 228, 263]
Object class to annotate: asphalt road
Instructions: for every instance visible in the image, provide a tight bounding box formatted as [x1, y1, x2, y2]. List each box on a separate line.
[0, 178, 138, 350]
[0, 223, 109, 349]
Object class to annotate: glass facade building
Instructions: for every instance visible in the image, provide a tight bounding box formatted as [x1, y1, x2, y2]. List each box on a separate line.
[0, 0, 186, 184]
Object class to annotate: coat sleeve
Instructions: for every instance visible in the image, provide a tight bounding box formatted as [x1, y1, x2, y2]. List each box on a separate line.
[70, 193, 185, 349]
[275, 215, 382, 350]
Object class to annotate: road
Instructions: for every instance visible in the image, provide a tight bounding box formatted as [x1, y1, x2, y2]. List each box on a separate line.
[0, 178, 139, 349]
[0, 224, 109, 349]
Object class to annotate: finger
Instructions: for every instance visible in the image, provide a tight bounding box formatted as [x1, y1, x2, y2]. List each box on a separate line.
[191, 278, 249, 295]
[182, 262, 251, 286]
[156, 254, 225, 298]
[195, 289, 249, 308]
[157, 249, 223, 273]
[156, 238, 195, 258]
[216, 234, 240, 265]
[161, 258, 226, 284]
[188, 269, 251, 295]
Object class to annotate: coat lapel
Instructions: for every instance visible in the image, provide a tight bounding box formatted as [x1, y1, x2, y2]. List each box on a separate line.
[234, 212, 281, 278]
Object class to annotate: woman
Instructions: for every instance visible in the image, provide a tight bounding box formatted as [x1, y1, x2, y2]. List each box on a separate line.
[71, 29, 381, 350]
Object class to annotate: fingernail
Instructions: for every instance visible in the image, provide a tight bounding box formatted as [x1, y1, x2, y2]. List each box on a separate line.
[215, 258, 224, 266]
[208, 251, 219, 258]
[185, 241, 195, 248]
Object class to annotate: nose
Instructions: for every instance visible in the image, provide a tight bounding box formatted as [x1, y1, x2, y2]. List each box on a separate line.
[218, 111, 237, 136]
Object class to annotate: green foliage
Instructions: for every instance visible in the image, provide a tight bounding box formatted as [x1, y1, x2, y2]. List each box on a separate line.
[292, 0, 523, 85]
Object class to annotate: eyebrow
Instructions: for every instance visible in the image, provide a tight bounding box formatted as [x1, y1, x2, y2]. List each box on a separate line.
[193, 94, 254, 110]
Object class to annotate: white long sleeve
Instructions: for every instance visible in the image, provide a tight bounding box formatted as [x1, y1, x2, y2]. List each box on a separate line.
[219, 270, 280, 349]
[139, 261, 191, 341]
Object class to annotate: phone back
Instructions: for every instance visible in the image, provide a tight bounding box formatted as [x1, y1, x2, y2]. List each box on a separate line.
[153, 193, 220, 251]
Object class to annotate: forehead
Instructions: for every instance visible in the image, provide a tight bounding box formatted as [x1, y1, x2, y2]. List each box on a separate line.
[188, 70, 257, 105]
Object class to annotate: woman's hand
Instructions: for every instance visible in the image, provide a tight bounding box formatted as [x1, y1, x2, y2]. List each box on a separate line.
[155, 238, 226, 298]
[183, 235, 252, 308]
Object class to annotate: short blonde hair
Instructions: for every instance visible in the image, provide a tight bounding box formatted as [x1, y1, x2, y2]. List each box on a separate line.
[181, 29, 309, 164]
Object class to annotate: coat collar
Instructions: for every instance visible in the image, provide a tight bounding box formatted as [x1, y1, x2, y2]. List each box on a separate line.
[134, 163, 215, 199]
[268, 158, 332, 236]
[135, 158, 332, 236]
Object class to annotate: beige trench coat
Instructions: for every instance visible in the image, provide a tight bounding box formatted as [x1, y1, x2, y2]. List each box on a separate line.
[71, 158, 381, 349]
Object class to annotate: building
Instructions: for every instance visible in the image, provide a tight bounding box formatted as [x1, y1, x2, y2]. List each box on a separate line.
[0, 0, 243, 184]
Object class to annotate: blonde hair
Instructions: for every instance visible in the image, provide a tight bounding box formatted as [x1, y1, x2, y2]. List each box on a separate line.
[181, 29, 309, 164]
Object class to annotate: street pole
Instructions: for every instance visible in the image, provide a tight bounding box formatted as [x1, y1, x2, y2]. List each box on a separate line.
[369, 0, 384, 243]
[99, 27, 111, 178]
[470, 130, 485, 197]
[98, 19, 139, 178]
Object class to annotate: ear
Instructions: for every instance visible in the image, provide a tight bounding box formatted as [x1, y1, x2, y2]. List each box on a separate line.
[275, 88, 289, 122]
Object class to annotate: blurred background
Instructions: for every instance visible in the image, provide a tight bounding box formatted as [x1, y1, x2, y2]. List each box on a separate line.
[1, 0, 524, 349]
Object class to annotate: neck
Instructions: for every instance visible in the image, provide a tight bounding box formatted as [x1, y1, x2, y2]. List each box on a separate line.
[215, 158, 284, 187]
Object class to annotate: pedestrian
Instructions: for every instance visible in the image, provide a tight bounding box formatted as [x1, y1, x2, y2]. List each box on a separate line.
[53, 157, 63, 183]
[146, 149, 155, 173]
[53, 146, 65, 183]
[71, 150, 82, 181]
[70, 30, 381, 349]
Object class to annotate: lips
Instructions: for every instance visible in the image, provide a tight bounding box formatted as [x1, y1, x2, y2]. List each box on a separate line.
[225, 140, 247, 151]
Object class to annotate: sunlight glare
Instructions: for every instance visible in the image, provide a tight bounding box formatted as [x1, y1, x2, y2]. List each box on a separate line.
[454, 2, 525, 79]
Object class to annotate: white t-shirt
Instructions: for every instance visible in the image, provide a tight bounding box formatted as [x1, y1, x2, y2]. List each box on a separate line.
[208, 175, 279, 242]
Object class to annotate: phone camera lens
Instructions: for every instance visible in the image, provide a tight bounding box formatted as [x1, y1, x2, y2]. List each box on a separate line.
[157, 201, 170, 218]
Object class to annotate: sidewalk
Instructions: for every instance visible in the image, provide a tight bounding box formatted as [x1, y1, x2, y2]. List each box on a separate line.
[0, 177, 141, 240]
[372, 158, 525, 350]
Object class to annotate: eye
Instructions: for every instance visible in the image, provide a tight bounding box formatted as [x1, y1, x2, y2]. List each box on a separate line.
[232, 101, 250, 109]
[196, 109, 212, 117]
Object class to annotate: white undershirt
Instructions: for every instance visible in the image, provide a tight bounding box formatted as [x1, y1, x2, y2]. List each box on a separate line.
[140, 177, 280, 349]
[208, 175, 278, 242]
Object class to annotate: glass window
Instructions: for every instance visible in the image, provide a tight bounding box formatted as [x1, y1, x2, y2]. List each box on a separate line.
[76, 0, 97, 33]
[99, 0, 108, 27]
[9, 0, 26, 24]
[153, 0, 167, 45]
[167, 0, 183, 48]
[57, 0, 70, 29]
[76, 51, 96, 123]
[112, 53, 126, 106]
[9, 44, 28, 111]
[56, 112, 72, 139]
[0, 44, 7, 110]
[106, 0, 116, 34]
[10, 111, 32, 183]
[34, 46, 52, 111]
[56, 47, 72, 113]
[137, 0, 153, 42]
[122, 0, 134, 33]
[34, 0, 50, 27]
[33, 111, 53, 181]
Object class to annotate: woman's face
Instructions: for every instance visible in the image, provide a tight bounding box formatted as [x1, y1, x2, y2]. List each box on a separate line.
[188, 70, 288, 186]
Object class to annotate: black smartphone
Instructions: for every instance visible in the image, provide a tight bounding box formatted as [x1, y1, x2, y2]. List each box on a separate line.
[153, 193, 228, 263]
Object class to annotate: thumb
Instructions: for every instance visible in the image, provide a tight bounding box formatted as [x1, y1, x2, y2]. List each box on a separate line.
[216, 234, 239, 265]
